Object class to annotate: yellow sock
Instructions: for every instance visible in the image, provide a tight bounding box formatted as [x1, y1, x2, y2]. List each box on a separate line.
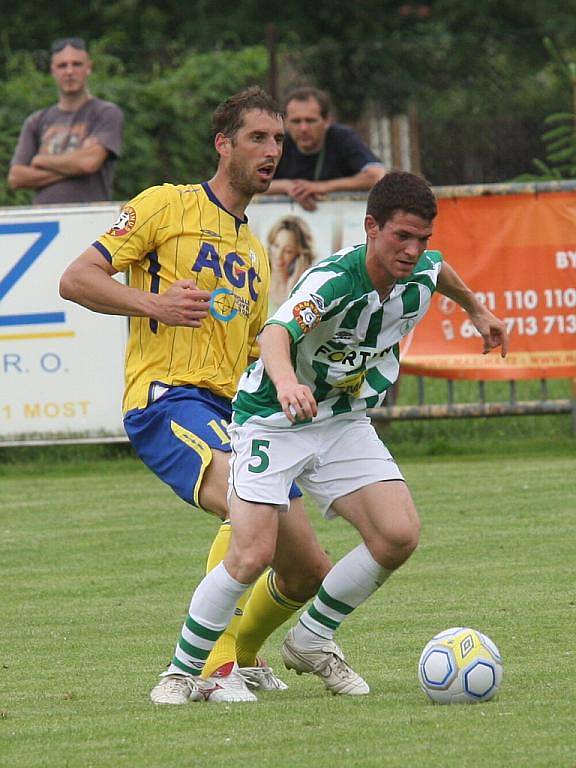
[236, 569, 305, 668]
[201, 521, 253, 678]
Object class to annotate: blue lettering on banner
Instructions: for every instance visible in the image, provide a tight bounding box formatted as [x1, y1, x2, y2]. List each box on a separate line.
[0, 222, 61, 327]
[40, 353, 62, 373]
[0, 351, 70, 375]
[3, 353, 23, 373]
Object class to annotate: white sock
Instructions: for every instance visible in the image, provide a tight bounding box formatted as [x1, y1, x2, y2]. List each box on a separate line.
[294, 543, 391, 647]
[167, 562, 250, 676]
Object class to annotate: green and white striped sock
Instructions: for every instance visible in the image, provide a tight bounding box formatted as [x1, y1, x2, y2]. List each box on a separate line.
[294, 543, 391, 647]
[166, 562, 250, 676]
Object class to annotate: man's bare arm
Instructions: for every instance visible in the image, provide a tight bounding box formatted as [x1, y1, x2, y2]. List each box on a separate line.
[266, 166, 386, 212]
[312, 164, 386, 194]
[32, 141, 109, 177]
[8, 163, 66, 190]
[60, 246, 212, 327]
[259, 324, 317, 421]
[437, 261, 509, 357]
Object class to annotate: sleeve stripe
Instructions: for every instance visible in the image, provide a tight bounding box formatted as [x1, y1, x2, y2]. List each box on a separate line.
[92, 240, 112, 262]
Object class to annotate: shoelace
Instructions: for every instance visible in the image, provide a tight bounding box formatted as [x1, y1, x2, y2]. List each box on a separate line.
[313, 645, 353, 679]
[228, 672, 249, 690]
[249, 665, 283, 689]
[163, 676, 198, 693]
[328, 655, 355, 680]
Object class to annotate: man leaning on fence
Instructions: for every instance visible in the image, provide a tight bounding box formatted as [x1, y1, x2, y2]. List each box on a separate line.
[267, 86, 386, 211]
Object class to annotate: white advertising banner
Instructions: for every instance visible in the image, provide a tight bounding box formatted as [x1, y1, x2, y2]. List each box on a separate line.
[0, 197, 367, 445]
[0, 203, 126, 444]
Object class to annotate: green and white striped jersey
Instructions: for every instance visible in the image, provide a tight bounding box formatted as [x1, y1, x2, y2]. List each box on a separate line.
[232, 243, 443, 427]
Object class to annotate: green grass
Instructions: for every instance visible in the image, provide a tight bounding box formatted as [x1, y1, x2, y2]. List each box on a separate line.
[1, 447, 575, 768]
[377, 375, 575, 457]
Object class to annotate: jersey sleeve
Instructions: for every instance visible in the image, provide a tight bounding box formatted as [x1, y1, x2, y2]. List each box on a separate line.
[92, 185, 174, 271]
[265, 265, 349, 343]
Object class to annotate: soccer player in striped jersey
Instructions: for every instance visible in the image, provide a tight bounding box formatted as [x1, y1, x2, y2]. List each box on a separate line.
[168, 171, 509, 696]
[59, 87, 331, 704]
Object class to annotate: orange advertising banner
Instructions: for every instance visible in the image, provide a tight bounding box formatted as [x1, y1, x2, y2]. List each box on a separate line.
[401, 189, 576, 379]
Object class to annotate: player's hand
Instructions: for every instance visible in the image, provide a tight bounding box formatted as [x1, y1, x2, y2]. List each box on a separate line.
[276, 380, 318, 423]
[469, 307, 509, 357]
[153, 280, 212, 327]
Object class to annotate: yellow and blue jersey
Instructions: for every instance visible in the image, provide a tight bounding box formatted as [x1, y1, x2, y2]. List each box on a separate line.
[94, 182, 270, 413]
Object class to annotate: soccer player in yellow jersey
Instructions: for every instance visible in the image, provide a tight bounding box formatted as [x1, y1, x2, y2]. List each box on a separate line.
[60, 87, 331, 704]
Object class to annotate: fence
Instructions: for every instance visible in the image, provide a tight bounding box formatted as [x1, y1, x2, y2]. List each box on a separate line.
[369, 377, 575, 435]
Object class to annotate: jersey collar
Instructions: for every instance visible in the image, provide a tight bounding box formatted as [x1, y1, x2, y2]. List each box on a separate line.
[201, 181, 248, 230]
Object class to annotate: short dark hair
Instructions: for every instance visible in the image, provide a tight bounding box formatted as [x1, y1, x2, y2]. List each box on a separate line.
[211, 87, 282, 140]
[51, 37, 87, 54]
[366, 171, 437, 226]
[284, 87, 331, 119]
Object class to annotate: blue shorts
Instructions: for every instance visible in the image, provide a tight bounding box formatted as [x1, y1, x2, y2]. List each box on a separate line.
[124, 385, 302, 508]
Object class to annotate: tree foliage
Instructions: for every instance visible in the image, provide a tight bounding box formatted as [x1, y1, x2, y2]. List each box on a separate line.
[2, 2, 576, 192]
[515, 38, 576, 181]
[0, 46, 268, 205]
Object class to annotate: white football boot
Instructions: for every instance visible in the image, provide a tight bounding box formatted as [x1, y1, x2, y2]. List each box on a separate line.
[238, 657, 289, 691]
[281, 628, 370, 695]
[200, 661, 258, 703]
[150, 674, 204, 704]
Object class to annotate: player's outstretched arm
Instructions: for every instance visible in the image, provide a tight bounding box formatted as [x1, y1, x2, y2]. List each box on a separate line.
[437, 261, 508, 357]
[59, 245, 211, 327]
[259, 324, 318, 422]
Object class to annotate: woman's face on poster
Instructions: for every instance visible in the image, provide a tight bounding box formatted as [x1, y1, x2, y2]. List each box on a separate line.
[269, 228, 299, 271]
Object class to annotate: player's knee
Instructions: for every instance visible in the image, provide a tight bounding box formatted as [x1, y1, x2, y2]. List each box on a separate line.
[232, 545, 275, 583]
[399, 521, 420, 559]
[392, 515, 420, 556]
[370, 516, 420, 569]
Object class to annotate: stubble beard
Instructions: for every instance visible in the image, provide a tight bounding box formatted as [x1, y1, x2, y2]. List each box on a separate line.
[228, 155, 269, 199]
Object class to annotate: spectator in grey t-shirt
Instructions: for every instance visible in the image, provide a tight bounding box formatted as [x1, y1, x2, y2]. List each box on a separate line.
[8, 37, 123, 204]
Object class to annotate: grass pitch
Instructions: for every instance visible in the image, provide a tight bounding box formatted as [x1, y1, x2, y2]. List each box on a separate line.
[1, 444, 575, 767]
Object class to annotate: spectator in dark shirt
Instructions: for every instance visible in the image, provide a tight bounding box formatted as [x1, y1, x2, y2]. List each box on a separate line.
[267, 86, 385, 211]
[8, 37, 123, 204]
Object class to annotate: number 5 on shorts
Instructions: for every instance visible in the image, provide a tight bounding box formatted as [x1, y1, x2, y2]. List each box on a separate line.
[248, 439, 270, 473]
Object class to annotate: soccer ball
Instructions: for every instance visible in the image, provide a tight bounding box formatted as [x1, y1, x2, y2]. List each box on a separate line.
[418, 627, 503, 704]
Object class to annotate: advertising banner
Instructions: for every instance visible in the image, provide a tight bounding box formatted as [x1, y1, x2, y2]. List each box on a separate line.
[1, 184, 574, 444]
[400, 190, 576, 379]
[0, 203, 126, 443]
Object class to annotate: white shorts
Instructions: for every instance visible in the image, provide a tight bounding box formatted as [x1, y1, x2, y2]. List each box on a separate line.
[228, 415, 404, 519]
